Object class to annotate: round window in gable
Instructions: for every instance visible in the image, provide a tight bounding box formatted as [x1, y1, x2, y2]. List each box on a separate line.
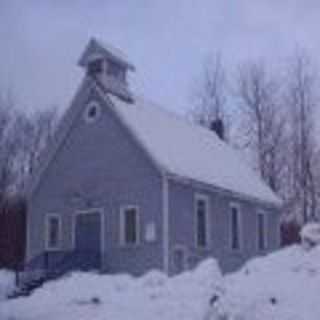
[84, 101, 102, 123]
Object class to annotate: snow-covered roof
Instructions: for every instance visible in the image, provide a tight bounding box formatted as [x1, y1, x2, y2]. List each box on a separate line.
[108, 94, 281, 206]
[78, 37, 135, 71]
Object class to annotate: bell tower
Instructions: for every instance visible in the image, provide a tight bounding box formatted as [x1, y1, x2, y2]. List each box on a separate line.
[78, 37, 135, 102]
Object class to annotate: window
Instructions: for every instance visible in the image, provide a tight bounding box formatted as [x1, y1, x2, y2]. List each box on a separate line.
[230, 205, 241, 250]
[195, 195, 209, 248]
[46, 215, 61, 250]
[121, 207, 139, 245]
[88, 59, 103, 75]
[84, 101, 101, 123]
[88, 106, 98, 118]
[257, 212, 267, 250]
[107, 62, 125, 81]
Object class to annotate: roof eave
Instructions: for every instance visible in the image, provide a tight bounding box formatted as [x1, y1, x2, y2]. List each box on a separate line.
[165, 171, 282, 209]
[90, 80, 167, 178]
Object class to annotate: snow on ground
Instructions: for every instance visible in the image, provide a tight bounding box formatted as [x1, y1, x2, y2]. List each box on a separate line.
[300, 222, 320, 248]
[210, 245, 320, 320]
[0, 260, 223, 320]
[1, 245, 320, 320]
[0, 270, 15, 301]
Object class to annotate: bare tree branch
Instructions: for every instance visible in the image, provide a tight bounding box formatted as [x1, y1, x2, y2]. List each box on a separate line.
[190, 53, 230, 137]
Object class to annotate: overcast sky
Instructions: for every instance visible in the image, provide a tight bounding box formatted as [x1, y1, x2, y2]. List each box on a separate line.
[0, 0, 319, 114]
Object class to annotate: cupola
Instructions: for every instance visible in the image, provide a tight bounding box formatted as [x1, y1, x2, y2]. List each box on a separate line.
[78, 37, 135, 102]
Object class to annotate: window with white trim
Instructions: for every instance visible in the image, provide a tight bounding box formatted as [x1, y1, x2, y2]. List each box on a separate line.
[122, 207, 139, 245]
[46, 215, 61, 250]
[195, 195, 209, 248]
[257, 212, 267, 250]
[230, 205, 241, 250]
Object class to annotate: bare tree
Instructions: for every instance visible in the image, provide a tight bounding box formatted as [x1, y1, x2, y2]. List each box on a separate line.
[190, 53, 229, 136]
[15, 106, 59, 193]
[190, 49, 320, 224]
[0, 88, 60, 199]
[0, 91, 22, 202]
[235, 60, 288, 193]
[285, 51, 319, 222]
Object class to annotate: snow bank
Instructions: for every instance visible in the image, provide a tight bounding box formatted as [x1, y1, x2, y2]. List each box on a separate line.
[209, 245, 320, 320]
[0, 259, 223, 320]
[0, 270, 15, 301]
[2, 246, 320, 320]
[300, 222, 320, 249]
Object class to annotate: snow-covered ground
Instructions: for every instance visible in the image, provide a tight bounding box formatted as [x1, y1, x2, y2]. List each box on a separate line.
[1, 245, 320, 320]
[212, 245, 320, 320]
[0, 260, 223, 320]
[0, 270, 15, 302]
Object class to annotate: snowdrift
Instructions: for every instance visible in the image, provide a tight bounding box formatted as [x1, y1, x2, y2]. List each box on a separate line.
[0, 260, 223, 320]
[1, 245, 320, 320]
[209, 245, 320, 320]
[0, 270, 15, 301]
[300, 222, 320, 249]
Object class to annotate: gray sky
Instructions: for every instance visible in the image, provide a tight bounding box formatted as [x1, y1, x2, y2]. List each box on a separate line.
[0, 0, 319, 114]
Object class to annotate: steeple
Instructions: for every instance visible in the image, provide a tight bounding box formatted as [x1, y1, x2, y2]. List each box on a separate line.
[78, 37, 135, 102]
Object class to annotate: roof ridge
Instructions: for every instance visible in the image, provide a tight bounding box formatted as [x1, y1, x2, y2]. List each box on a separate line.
[131, 93, 224, 144]
[108, 92, 281, 206]
[92, 37, 135, 70]
[92, 37, 130, 61]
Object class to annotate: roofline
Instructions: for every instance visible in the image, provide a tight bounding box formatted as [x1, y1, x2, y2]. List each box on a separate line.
[105, 97, 165, 173]
[26, 77, 95, 200]
[91, 79, 167, 176]
[27, 76, 165, 202]
[98, 81, 282, 209]
[78, 37, 135, 71]
[165, 172, 282, 209]
[27, 71, 281, 210]
[92, 73, 134, 103]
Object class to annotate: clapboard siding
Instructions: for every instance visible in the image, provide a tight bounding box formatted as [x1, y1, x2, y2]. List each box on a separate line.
[27, 86, 163, 275]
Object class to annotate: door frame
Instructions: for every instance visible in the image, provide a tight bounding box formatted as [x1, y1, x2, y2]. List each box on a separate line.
[72, 208, 105, 254]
